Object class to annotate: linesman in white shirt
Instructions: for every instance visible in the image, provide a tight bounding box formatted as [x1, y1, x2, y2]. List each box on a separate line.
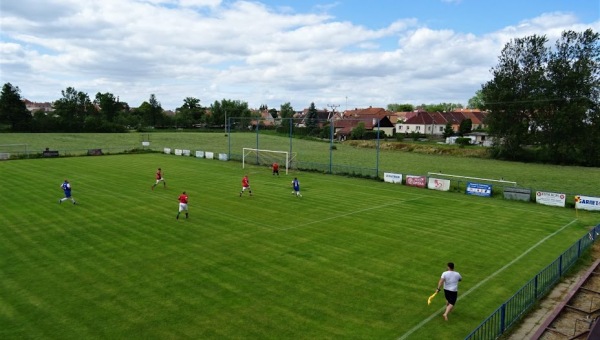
[437, 262, 462, 321]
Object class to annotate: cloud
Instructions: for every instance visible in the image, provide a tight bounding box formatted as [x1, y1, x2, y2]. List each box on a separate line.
[0, 1, 598, 110]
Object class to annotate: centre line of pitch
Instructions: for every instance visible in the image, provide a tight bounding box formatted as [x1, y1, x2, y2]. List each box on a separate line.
[398, 218, 579, 340]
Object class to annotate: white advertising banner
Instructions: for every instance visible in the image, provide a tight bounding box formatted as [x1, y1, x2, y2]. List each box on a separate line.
[384, 172, 402, 184]
[428, 178, 450, 191]
[195, 151, 204, 158]
[163, 148, 171, 154]
[575, 195, 600, 211]
[535, 191, 566, 207]
[205, 151, 214, 159]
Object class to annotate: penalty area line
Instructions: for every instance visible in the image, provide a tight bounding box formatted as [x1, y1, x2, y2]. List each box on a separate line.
[398, 218, 579, 340]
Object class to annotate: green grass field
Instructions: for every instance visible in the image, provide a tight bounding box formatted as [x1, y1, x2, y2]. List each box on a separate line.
[1, 151, 599, 339]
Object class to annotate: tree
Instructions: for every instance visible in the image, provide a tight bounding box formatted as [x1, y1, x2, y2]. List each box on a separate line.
[94, 92, 122, 122]
[53, 87, 96, 132]
[482, 34, 550, 160]
[148, 94, 163, 127]
[305, 102, 319, 134]
[482, 29, 599, 166]
[268, 108, 278, 119]
[209, 99, 251, 130]
[351, 122, 366, 139]
[442, 122, 454, 139]
[467, 90, 485, 109]
[419, 103, 463, 112]
[176, 97, 204, 128]
[458, 119, 472, 136]
[280, 102, 295, 119]
[539, 29, 600, 165]
[0, 83, 31, 131]
[387, 103, 414, 112]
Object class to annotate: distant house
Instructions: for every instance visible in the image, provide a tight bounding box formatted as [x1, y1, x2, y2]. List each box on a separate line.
[397, 110, 488, 136]
[23, 99, 53, 113]
[250, 109, 277, 127]
[297, 107, 332, 127]
[334, 113, 395, 139]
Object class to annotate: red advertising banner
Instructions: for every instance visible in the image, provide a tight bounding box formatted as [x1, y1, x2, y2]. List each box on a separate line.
[406, 175, 426, 188]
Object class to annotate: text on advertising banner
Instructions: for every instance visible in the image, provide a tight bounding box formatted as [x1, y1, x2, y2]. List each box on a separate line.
[384, 173, 403, 184]
[535, 191, 566, 207]
[406, 175, 426, 188]
[466, 182, 492, 197]
[575, 195, 600, 211]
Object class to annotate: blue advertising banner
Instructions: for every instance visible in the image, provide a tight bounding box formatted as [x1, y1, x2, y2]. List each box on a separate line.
[466, 182, 492, 197]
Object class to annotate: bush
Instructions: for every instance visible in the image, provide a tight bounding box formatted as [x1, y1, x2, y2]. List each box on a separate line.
[455, 138, 472, 147]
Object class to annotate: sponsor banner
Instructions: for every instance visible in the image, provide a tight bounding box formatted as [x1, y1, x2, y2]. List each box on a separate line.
[406, 175, 426, 188]
[195, 150, 204, 158]
[428, 178, 450, 191]
[535, 191, 566, 207]
[384, 172, 403, 184]
[466, 182, 492, 197]
[205, 151, 214, 159]
[504, 187, 531, 202]
[575, 195, 600, 211]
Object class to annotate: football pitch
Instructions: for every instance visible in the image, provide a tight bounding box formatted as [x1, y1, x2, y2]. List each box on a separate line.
[1, 153, 598, 339]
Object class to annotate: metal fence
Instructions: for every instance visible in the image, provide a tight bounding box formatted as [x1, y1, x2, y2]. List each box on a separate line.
[464, 224, 600, 340]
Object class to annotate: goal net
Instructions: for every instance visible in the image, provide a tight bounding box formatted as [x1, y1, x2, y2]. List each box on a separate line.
[0, 144, 29, 160]
[242, 148, 297, 174]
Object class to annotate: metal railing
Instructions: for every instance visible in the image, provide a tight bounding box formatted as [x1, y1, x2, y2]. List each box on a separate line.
[465, 224, 600, 340]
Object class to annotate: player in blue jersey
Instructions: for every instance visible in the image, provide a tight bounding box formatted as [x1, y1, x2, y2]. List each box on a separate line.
[59, 179, 76, 204]
[291, 177, 302, 197]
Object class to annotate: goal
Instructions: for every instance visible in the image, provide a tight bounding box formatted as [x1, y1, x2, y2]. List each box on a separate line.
[242, 148, 297, 174]
[0, 144, 29, 160]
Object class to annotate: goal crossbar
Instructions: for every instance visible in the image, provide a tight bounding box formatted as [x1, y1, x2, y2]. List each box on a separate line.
[242, 148, 295, 174]
[427, 172, 517, 186]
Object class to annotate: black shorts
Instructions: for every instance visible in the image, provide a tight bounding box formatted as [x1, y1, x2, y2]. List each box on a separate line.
[444, 290, 458, 305]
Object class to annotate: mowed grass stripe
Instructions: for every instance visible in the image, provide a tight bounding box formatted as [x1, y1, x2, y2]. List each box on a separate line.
[1, 154, 598, 339]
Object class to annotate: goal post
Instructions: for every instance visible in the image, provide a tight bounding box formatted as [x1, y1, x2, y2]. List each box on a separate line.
[242, 148, 296, 174]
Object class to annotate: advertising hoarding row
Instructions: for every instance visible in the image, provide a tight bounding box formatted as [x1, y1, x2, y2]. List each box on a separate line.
[383, 172, 599, 212]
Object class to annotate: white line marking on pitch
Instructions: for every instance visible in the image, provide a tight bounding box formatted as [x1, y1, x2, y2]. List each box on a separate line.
[269, 196, 428, 232]
[398, 218, 579, 340]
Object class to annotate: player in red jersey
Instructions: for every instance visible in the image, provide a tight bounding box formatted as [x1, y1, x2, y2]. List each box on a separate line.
[272, 162, 279, 176]
[176, 191, 188, 219]
[240, 175, 253, 197]
[152, 168, 166, 190]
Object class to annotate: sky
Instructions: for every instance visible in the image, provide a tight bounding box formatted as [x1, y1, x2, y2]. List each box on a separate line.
[1, 0, 599, 111]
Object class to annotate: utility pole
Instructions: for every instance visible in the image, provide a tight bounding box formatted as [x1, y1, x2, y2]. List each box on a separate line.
[327, 104, 340, 120]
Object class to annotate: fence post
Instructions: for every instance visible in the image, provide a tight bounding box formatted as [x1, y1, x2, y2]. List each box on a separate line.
[559, 255, 563, 277]
[500, 303, 506, 334]
[578, 239, 581, 258]
[329, 118, 333, 174]
[534, 275, 538, 299]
